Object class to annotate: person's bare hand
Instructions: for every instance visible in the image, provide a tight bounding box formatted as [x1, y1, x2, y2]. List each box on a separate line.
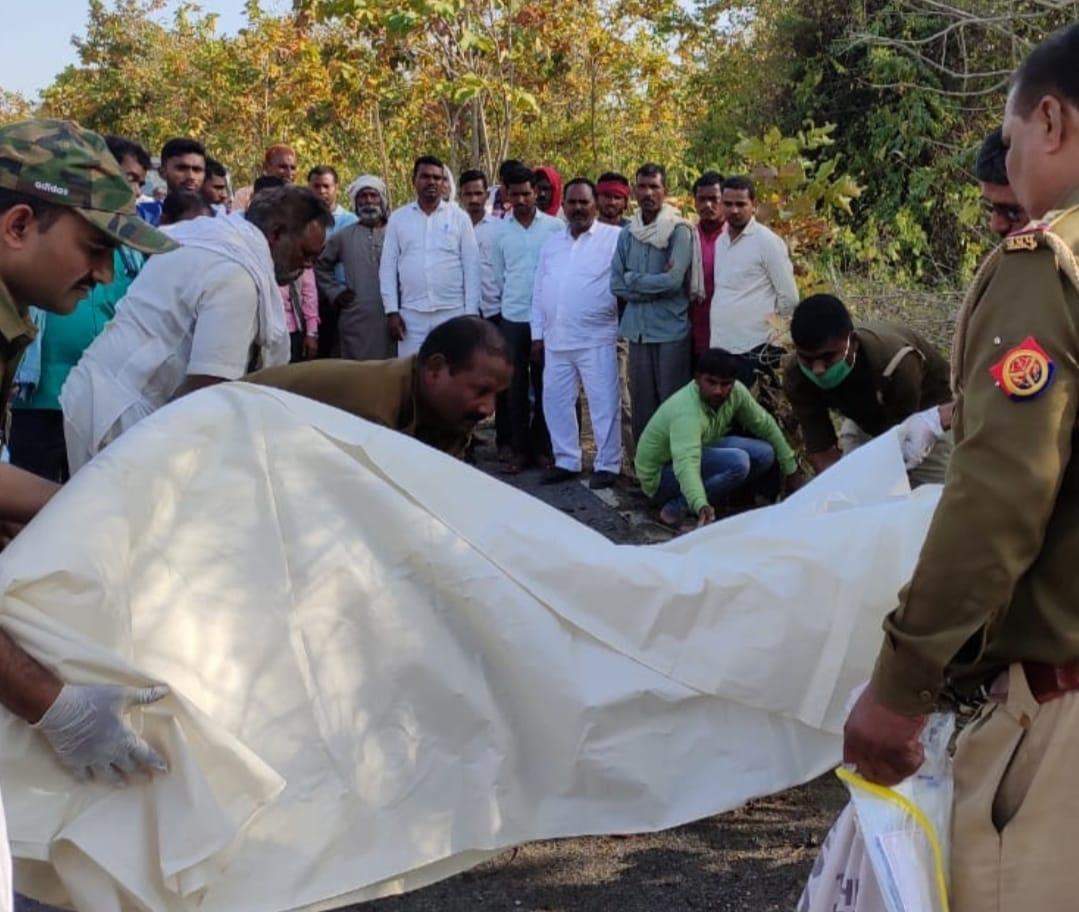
[938, 400, 956, 432]
[783, 469, 808, 496]
[303, 336, 319, 360]
[0, 520, 25, 551]
[697, 505, 716, 528]
[387, 313, 407, 342]
[843, 684, 926, 786]
[335, 290, 356, 309]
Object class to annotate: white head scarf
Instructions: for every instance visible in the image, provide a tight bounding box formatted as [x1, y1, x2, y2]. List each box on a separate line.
[346, 175, 389, 217]
[443, 166, 457, 205]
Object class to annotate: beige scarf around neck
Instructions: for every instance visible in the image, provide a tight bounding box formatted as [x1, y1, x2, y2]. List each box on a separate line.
[629, 203, 706, 301]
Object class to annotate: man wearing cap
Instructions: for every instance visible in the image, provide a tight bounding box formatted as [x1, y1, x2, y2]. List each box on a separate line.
[61, 184, 332, 472]
[0, 121, 176, 835]
[315, 175, 393, 361]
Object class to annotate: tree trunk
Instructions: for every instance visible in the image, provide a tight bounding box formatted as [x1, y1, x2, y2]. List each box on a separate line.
[372, 101, 392, 208]
[470, 97, 482, 168]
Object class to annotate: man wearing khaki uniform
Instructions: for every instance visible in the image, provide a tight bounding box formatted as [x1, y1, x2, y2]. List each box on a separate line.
[783, 298, 953, 485]
[246, 315, 511, 459]
[843, 24, 1079, 910]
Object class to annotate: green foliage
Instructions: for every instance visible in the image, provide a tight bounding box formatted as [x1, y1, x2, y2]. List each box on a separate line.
[731, 123, 863, 293]
[0, 89, 34, 126]
[23, 0, 1066, 291]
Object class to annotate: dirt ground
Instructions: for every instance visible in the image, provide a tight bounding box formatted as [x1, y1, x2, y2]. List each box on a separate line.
[361, 777, 847, 912]
[343, 430, 848, 912]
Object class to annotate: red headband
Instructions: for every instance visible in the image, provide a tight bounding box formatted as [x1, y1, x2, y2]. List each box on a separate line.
[596, 181, 630, 200]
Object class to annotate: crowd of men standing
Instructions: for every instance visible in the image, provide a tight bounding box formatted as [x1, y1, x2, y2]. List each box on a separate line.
[6, 126, 977, 532]
[0, 21, 1078, 912]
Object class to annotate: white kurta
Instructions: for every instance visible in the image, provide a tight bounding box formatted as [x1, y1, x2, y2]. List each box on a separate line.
[59, 245, 268, 472]
[532, 221, 623, 472]
[544, 346, 623, 473]
[529, 221, 621, 351]
[378, 200, 481, 316]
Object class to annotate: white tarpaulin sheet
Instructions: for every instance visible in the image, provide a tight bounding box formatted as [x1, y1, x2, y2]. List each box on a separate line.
[0, 383, 940, 911]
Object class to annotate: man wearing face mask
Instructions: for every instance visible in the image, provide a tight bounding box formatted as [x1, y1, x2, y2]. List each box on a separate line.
[782, 294, 953, 484]
[315, 175, 393, 362]
[61, 185, 332, 472]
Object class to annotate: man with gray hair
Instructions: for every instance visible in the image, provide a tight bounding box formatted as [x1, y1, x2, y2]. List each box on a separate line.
[315, 175, 394, 361]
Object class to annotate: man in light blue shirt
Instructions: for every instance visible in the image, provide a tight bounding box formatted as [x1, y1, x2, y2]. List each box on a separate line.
[491, 166, 563, 472]
[309, 166, 359, 237]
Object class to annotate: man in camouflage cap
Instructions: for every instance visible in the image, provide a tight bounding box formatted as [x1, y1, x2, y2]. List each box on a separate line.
[0, 120, 174, 802]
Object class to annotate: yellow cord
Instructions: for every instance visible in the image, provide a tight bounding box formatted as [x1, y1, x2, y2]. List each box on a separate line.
[835, 766, 950, 912]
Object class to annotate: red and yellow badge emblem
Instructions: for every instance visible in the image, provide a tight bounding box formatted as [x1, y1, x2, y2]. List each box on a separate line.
[990, 336, 1055, 400]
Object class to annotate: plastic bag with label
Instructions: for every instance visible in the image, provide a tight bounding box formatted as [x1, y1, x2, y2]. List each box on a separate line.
[797, 803, 888, 912]
[799, 712, 954, 912]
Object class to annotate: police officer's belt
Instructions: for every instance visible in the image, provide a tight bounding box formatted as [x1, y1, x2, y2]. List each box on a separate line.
[993, 661, 1079, 705]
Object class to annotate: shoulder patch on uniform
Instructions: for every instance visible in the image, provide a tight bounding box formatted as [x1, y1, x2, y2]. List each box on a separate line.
[1004, 232, 1040, 252]
[990, 336, 1055, 400]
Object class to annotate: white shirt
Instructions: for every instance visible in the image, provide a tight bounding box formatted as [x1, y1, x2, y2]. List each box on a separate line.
[60, 245, 263, 452]
[379, 200, 480, 315]
[710, 217, 798, 354]
[530, 220, 621, 351]
[473, 214, 502, 318]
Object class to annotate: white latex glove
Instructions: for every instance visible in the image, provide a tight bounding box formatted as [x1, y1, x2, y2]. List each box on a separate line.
[897, 406, 944, 470]
[33, 683, 169, 785]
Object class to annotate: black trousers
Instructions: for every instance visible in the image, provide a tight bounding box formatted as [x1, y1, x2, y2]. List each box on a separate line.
[732, 343, 786, 389]
[9, 408, 69, 483]
[486, 314, 512, 449]
[316, 288, 339, 359]
[289, 331, 308, 364]
[499, 318, 550, 461]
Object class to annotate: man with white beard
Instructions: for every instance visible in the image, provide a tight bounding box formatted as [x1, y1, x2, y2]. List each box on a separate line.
[315, 175, 394, 361]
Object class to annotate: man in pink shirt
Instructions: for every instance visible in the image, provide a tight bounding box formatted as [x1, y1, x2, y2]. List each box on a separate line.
[690, 171, 726, 362]
[281, 267, 319, 362]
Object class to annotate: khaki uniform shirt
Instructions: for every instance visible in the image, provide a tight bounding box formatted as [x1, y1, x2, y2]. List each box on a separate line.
[872, 189, 1079, 714]
[0, 278, 39, 443]
[783, 322, 951, 453]
[245, 355, 470, 458]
